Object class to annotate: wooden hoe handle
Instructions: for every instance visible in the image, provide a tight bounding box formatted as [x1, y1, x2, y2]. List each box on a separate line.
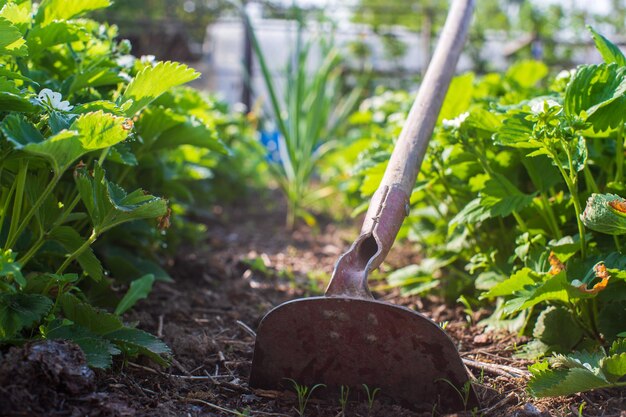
[326, 0, 475, 298]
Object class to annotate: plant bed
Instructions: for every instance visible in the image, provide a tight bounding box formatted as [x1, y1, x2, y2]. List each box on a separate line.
[2, 197, 624, 417]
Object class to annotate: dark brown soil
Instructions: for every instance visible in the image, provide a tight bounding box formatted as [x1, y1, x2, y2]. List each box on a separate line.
[1, 197, 625, 417]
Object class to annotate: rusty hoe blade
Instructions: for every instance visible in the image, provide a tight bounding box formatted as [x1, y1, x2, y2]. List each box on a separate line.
[250, 0, 477, 413]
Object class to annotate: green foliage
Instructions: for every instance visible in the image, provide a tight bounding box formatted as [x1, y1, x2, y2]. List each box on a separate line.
[342, 26, 626, 397]
[121, 61, 199, 116]
[528, 342, 626, 396]
[286, 379, 326, 417]
[0, 0, 242, 367]
[0, 293, 52, 338]
[244, 6, 363, 227]
[114, 274, 154, 315]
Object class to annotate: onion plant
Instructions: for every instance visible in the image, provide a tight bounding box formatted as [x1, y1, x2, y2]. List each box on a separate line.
[243, 7, 363, 227]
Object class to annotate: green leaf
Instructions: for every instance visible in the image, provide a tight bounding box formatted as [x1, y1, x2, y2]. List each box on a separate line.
[438, 72, 474, 123]
[564, 63, 626, 132]
[581, 193, 626, 235]
[451, 173, 534, 227]
[587, 26, 626, 66]
[114, 274, 155, 315]
[610, 339, 626, 355]
[49, 226, 103, 281]
[528, 367, 611, 397]
[602, 352, 626, 382]
[69, 67, 124, 94]
[493, 111, 538, 149]
[532, 306, 583, 353]
[106, 327, 170, 366]
[107, 142, 137, 166]
[0, 66, 37, 84]
[481, 268, 539, 298]
[101, 246, 172, 283]
[35, 0, 111, 26]
[0, 113, 44, 147]
[71, 110, 130, 150]
[26, 21, 82, 57]
[153, 118, 227, 153]
[506, 60, 548, 89]
[0, 249, 25, 288]
[46, 321, 120, 368]
[598, 301, 626, 342]
[503, 272, 571, 315]
[121, 61, 200, 116]
[23, 129, 82, 174]
[23, 111, 130, 174]
[75, 164, 167, 233]
[0, 77, 38, 112]
[60, 293, 124, 335]
[0, 16, 27, 56]
[522, 156, 562, 193]
[135, 106, 186, 145]
[0, 293, 53, 338]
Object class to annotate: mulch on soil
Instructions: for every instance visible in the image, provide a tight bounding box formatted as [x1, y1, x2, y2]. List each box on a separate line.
[1, 198, 625, 417]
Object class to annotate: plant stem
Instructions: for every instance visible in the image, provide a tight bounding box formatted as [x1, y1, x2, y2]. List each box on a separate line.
[614, 235, 622, 253]
[583, 166, 600, 194]
[18, 193, 82, 267]
[550, 149, 586, 259]
[55, 229, 98, 275]
[5, 173, 61, 250]
[0, 179, 17, 244]
[5, 161, 29, 249]
[615, 124, 624, 183]
[540, 193, 562, 239]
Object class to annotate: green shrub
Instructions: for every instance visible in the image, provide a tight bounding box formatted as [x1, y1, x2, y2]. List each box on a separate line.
[343, 27, 626, 396]
[0, 0, 237, 367]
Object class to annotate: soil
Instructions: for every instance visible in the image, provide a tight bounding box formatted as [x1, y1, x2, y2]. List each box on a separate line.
[1, 197, 625, 417]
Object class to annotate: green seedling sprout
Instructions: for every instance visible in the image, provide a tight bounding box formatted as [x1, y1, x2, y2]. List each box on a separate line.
[339, 385, 350, 416]
[361, 384, 380, 415]
[286, 378, 325, 417]
[436, 378, 473, 411]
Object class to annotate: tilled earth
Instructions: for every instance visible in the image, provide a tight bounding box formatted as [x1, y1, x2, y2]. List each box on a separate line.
[1, 199, 625, 417]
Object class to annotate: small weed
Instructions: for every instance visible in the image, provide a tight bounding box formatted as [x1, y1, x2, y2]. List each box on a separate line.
[577, 401, 586, 417]
[457, 295, 475, 324]
[436, 378, 473, 411]
[286, 378, 325, 417]
[361, 384, 380, 415]
[338, 385, 350, 416]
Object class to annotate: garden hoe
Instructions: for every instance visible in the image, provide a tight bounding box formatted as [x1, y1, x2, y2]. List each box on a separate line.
[249, 0, 478, 412]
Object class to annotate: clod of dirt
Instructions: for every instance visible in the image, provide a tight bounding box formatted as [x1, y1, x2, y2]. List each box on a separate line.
[0, 340, 133, 417]
[512, 403, 551, 417]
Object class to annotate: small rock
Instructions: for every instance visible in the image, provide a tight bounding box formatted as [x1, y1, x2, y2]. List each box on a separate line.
[513, 402, 550, 417]
[473, 334, 490, 344]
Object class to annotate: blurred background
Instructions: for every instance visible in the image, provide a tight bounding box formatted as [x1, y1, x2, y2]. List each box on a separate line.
[99, 0, 624, 105]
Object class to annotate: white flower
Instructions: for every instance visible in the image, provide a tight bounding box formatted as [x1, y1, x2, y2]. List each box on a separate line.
[372, 111, 386, 123]
[442, 112, 469, 129]
[140, 55, 156, 65]
[116, 54, 135, 67]
[118, 71, 132, 82]
[556, 69, 576, 81]
[370, 96, 386, 110]
[232, 102, 247, 114]
[387, 112, 405, 124]
[530, 98, 560, 115]
[37, 88, 73, 111]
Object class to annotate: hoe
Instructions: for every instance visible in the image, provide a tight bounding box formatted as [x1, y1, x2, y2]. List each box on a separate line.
[250, 0, 478, 412]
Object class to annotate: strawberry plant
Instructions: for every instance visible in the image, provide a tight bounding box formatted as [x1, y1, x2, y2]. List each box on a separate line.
[0, 0, 232, 367]
[342, 27, 626, 396]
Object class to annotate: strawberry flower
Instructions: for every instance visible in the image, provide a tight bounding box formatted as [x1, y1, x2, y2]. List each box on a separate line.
[37, 88, 73, 111]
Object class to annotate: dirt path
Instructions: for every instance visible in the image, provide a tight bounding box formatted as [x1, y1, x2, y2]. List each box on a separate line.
[2, 198, 625, 416]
